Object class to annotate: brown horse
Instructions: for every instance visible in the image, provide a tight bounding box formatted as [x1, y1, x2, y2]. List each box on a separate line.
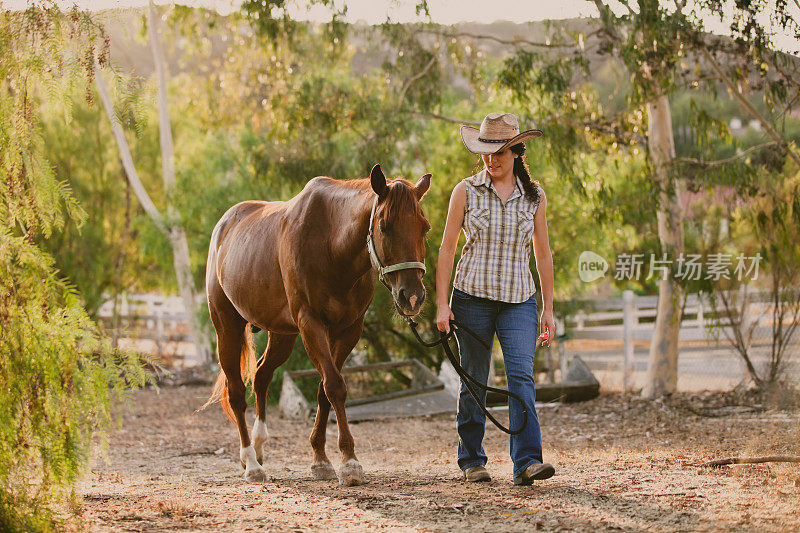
[204, 164, 431, 485]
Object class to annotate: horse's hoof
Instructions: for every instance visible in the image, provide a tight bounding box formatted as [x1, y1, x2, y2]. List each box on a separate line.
[338, 459, 363, 486]
[311, 461, 337, 480]
[244, 466, 267, 483]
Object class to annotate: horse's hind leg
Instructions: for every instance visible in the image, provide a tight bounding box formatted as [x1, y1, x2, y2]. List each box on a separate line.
[220, 327, 265, 482]
[209, 290, 264, 483]
[252, 332, 297, 465]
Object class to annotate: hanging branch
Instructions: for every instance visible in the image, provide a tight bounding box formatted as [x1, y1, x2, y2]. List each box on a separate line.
[407, 111, 480, 126]
[675, 141, 780, 167]
[416, 28, 591, 49]
[396, 53, 438, 111]
[700, 45, 800, 169]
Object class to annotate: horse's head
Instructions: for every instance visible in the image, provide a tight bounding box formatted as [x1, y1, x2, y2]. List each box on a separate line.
[369, 164, 431, 317]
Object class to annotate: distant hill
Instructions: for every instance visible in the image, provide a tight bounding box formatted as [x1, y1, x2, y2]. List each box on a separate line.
[97, 8, 605, 80]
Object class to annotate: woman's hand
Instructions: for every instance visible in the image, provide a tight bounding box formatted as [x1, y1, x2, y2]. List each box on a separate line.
[436, 303, 455, 333]
[539, 308, 556, 347]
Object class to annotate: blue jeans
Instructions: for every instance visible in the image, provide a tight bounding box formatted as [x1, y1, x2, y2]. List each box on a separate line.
[450, 287, 544, 479]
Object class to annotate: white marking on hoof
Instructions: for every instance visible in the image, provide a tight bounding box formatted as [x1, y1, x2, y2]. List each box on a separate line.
[240, 445, 266, 483]
[311, 461, 337, 480]
[338, 459, 363, 486]
[252, 417, 268, 465]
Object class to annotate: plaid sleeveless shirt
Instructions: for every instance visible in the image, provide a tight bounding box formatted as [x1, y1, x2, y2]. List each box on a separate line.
[453, 169, 544, 303]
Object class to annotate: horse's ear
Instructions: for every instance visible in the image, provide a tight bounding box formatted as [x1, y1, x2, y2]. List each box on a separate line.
[414, 173, 431, 201]
[370, 164, 388, 198]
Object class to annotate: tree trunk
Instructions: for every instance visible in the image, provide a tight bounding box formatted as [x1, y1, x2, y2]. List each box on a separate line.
[93, 4, 211, 365]
[148, 1, 211, 364]
[642, 92, 685, 398]
[94, 70, 169, 234]
[169, 225, 210, 363]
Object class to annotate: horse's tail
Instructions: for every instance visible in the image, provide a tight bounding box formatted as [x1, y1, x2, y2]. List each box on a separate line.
[198, 325, 256, 424]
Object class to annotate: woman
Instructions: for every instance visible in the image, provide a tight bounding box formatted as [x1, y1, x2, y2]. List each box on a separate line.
[436, 112, 556, 485]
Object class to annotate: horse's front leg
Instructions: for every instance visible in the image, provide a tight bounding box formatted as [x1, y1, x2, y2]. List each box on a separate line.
[299, 312, 363, 486]
[329, 318, 365, 485]
[309, 381, 337, 480]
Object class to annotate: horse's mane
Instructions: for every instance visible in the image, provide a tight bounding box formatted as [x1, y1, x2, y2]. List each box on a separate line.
[328, 177, 424, 220]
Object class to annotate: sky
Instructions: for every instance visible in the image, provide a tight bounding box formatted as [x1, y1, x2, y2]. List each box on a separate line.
[2, 0, 798, 53]
[3, 0, 599, 22]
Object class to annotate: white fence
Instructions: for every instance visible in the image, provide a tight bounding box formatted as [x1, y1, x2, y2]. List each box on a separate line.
[562, 288, 799, 391]
[567, 288, 768, 342]
[97, 289, 798, 382]
[97, 293, 203, 365]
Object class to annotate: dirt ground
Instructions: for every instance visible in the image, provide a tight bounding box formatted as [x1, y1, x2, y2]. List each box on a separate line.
[75, 385, 800, 532]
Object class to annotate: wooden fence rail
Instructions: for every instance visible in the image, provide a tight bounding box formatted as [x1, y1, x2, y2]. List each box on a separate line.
[97, 293, 202, 365]
[97, 289, 796, 373]
[563, 288, 798, 391]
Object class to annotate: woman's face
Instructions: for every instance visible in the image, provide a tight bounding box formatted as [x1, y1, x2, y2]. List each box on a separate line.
[481, 149, 518, 179]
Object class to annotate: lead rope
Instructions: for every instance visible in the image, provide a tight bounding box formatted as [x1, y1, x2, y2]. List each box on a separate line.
[402, 315, 528, 435]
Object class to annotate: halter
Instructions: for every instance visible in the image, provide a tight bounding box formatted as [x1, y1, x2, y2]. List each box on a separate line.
[366, 196, 427, 285]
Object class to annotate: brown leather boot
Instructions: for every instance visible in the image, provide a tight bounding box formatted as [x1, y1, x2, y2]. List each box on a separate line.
[463, 465, 491, 482]
[513, 462, 555, 485]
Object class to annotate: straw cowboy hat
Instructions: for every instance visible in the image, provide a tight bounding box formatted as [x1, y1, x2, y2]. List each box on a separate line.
[460, 112, 543, 155]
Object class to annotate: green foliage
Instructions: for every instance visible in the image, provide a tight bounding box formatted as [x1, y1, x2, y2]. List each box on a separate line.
[31, 3, 800, 401]
[76, 11, 640, 376]
[0, 5, 150, 529]
[0, 233, 150, 530]
[38, 88, 166, 316]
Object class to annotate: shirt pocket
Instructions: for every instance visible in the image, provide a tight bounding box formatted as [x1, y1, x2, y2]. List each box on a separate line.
[466, 207, 491, 236]
[516, 210, 535, 242]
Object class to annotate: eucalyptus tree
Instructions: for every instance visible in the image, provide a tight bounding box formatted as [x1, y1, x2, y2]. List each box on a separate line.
[586, 0, 691, 396]
[675, 0, 800, 388]
[95, 1, 212, 363]
[390, 0, 799, 396]
[522, 0, 800, 395]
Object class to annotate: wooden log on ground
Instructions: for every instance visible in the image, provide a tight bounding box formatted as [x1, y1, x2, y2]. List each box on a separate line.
[699, 456, 800, 467]
[487, 356, 600, 405]
[487, 380, 600, 405]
